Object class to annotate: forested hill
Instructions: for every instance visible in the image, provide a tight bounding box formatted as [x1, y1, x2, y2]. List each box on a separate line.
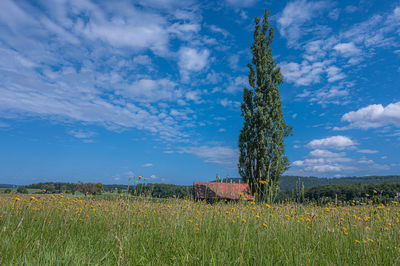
[4, 175, 400, 193]
[216, 175, 400, 191]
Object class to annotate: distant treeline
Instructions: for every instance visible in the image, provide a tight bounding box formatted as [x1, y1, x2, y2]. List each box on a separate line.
[26, 182, 78, 193]
[129, 184, 193, 198]
[277, 182, 400, 204]
[216, 175, 400, 191]
[7, 175, 400, 202]
[23, 182, 193, 198]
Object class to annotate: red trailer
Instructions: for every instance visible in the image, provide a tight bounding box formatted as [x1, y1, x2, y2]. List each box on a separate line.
[193, 182, 253, 202]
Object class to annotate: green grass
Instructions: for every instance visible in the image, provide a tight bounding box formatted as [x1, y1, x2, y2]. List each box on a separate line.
[0, 194, 399, 265]
[0, 188, 41, 194]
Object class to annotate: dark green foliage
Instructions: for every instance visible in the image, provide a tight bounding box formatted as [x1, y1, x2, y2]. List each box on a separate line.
[277, 182, 400, 204]
[26, 182, 77, 194]
[16, 186, 28, 194]
[95, 182, 104, 194]
[103, 184, 128, 192]
[129, 183, 193, 199]
[3, 188, 11, 194]
[76, 182, 103, 195]
[239, 10, 292, 200]
[217, 175, 400, 191]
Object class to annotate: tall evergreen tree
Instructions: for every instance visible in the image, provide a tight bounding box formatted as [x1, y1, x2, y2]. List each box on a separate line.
[238, 10, 293, 201]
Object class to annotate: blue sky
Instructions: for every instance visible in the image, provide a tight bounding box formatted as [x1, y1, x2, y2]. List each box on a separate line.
[0, 0, 399, 185]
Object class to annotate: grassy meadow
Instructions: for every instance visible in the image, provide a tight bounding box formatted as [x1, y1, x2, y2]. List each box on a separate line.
[0, 193, 399, 265]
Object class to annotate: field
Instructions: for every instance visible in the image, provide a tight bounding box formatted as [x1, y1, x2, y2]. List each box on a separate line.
[0, 194, 399, 265]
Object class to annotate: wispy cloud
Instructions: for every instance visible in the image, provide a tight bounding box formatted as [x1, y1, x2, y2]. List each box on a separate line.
[0, 0, 213, 142]
[177, 145, 239, 169]
[277, 0, 333, 46]
[357, 149, 378, 154]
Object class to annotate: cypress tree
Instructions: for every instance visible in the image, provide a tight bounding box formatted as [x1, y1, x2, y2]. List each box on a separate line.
[238, 10, 293, 201]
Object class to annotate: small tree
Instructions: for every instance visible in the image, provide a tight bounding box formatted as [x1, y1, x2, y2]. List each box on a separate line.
[238, 10, 292, 202]
[42, 183, 55, 194]
[76, 182, 98, 196]
[95, 182, 104, 195]
[17, 186, 28, 194]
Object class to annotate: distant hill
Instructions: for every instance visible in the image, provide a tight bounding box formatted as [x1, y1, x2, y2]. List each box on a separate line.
[214, 175, 400, 191]
[12, 175, 400, 194]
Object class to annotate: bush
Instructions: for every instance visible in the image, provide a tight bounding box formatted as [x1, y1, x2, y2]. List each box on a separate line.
[76, 182, 103, 195]
[16, 186, 28, 194]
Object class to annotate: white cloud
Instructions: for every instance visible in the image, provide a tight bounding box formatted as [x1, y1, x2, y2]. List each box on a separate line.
[208, 25, 229, 38]
[277, 0, 332, 46]
[133, 55, 152, 66]
[74, 2, 170, 55]
[68, 129, 96, 139]
[178, 47, 210, 81]
[220, 98, 241, 108]
[333, 42, 361, 57]
[136, 0, 195, 9]
[357, 158, 374, 164]
[306, 136, 356, 150]
[121, 79, 178, 102]
[309, 149, 346, 158]
[328, 8, 340, 20]
[357, 157, 390, 170]
[177, 145, 238, 169]
[185, 90, 203, 103]
[228, 54, 240, 70]
[336, 102, 400, 130]
[292, 158, 348, 173]
[326, 66, 346, 82]
[0, 0, 212, 143]
[297, 86, 349, 106]
[342, 6, 400, 50]
[225, 75, 248, 93]
[142, 163, 153, 167]
[357, 149, 378, 154]
[225, 0, 258, 8]
[0, 77, 186, 141]
[168, 22, 201, 41]
[292, 148, 353, 174]
[280, 60, 330, 86]
[305, 165, 341, 173]
[345, 6, 357, 13]
[303, 40, 326, 61]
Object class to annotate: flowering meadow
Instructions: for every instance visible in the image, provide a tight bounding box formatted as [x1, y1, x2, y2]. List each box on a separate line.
[0, 193, 399, 265]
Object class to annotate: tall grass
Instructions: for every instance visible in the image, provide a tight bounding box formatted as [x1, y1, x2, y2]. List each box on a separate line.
[0, 194, 399, 265]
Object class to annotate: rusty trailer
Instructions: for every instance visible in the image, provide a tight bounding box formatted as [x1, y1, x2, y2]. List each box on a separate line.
[193, 181, 253, 202]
